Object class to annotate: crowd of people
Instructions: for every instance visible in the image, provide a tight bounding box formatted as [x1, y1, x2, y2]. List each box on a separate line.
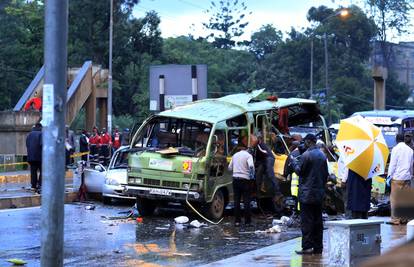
[71, 126, 130, 166]
[26, 123, 131, 193]
[227, 130, 414, 255]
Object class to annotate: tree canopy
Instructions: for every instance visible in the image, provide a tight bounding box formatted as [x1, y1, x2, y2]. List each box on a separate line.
[0, 1, 412, 126]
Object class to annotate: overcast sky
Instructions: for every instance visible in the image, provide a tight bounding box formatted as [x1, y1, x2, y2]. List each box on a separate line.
[132, 0, 414, 43]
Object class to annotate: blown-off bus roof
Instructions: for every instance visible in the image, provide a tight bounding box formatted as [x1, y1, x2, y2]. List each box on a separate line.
[159, 89, 317, 124]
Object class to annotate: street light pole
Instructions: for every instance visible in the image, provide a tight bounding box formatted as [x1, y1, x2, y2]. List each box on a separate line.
[324, 32, 331, 125]
[41, 0, 68, 266]
[108, 0, 113, 134]
[310, 39, 314, 99]
[309, 8, 349, 124]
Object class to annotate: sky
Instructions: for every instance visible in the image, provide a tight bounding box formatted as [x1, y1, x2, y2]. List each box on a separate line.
[132, 0, 414, 43]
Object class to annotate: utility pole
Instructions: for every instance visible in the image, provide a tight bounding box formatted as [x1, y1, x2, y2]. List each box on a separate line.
[310, 39, 314, 99]
[108, 0, 113, 134]
[41, 0, 68, 266]
[324, 33, 331, 125]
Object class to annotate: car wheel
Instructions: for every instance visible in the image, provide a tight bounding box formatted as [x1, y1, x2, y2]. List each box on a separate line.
[103, 196, 112, 205]
[136, 197, 156, 216]
[206, 189, 225, 220]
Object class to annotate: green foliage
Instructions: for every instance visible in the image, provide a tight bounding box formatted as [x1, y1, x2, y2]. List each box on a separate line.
[248, 24, 283, 60]
[365, 0, 414, 66]
[113, 114, 135, 130]
[162, 37, 256, 96]
[0, 0, 43, 109]
[203, 0, 251, 49]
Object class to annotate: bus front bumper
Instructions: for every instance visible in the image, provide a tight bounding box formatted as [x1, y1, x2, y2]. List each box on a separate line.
[124, 185, 202, 201]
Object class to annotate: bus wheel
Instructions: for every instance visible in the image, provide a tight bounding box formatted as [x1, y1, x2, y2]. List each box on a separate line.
[136, 197, 156, 216]
[206, 190, 225, 220]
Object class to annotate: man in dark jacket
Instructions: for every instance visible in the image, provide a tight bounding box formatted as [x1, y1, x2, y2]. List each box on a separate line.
[26, 123, 42, 191]
[79, 129, 89, 162]
[293, 134, 328, 255]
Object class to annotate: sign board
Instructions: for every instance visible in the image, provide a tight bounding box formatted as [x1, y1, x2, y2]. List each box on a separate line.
[165, 95, 193, 109]
[149, 64, 208, 111]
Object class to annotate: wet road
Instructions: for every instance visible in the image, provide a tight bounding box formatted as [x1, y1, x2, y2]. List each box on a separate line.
[0, 201, 300, 266]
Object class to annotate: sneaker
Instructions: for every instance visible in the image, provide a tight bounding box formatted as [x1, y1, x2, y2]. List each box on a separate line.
[295, 248, 313, 255]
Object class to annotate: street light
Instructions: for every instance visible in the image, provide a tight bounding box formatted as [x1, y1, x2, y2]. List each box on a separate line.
[309, 8, 350, 125]
[108, 0, 113, 134]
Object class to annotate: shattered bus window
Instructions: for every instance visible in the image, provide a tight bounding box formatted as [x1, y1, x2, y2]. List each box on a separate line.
[132, 117, 212, 156]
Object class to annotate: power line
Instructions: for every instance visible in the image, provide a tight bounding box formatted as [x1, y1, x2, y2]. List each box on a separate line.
[176, 0, 206, 10]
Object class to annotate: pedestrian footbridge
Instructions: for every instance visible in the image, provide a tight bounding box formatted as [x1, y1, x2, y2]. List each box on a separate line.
[0, 61, 108, 167]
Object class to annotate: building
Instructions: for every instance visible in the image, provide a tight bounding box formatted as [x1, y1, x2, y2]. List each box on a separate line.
[372, 41, 414, 99]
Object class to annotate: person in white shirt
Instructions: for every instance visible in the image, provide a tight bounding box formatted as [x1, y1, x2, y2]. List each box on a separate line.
[387, 133, 414, 225]
[228, 145, 255, 226]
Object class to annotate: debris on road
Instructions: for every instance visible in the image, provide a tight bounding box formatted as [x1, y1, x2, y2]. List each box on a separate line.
[85, 205, 95, 210]
[253, 225, 282, 234]
[189, 220, 207, 228]
[155, 227, 170, 230]
[6, 258, 27, 265]
[174, 216, 189, 224]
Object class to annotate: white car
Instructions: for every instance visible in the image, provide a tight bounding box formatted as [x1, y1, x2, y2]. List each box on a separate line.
[83, 146, 134, 203]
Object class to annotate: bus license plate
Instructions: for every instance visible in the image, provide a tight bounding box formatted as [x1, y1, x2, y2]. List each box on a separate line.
[149, 188, 172, 196]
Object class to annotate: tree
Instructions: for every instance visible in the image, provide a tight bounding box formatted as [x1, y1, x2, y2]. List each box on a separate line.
[365, 0, 414, 67]
[162, 36, 256, 96]
[0, 0, 44, 109]
[202, 0, 251, 49]
[248, 24, 283, 60]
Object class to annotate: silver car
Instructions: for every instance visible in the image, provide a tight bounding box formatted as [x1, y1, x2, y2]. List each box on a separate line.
[83, 146, 134, 203]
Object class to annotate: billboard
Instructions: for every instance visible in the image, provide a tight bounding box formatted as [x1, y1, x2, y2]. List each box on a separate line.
[149, 64, 207, 111]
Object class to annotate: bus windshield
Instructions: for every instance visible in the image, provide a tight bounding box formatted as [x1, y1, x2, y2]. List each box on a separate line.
[375, 125, 399, 148]
[132, 117, 212, 156]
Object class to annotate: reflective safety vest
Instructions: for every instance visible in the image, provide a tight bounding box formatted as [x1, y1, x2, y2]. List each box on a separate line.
[291, 173, 300, 211]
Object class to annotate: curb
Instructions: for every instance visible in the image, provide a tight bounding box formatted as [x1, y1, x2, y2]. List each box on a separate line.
[0, 170, 73, 184]
[0, 191, 78, 209]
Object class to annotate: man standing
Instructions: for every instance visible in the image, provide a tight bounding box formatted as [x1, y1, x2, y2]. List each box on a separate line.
[79, 129, 89, 162]
[112, 126, 122, 151]
[26, 123, 42, 192]
[228, 144, 255, 226]
[293, 134, 328, 255]
[89, 127, 101, 163]
[254, 132, 281, 212]
[387, 133, 413, 225]
[100, 128, 112, 165]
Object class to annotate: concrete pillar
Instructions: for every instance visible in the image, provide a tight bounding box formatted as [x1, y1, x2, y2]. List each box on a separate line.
[98, 98, 107, 130]
[373, 66, 388, 110]
[85, 92, 96, 131]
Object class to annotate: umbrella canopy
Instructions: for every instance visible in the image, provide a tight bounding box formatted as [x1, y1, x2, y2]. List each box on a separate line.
[335, 115, 389, 179]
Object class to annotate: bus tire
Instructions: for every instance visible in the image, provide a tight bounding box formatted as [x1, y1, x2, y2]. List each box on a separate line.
[136, 197, 156, 216]
[206, 189, 225, 220]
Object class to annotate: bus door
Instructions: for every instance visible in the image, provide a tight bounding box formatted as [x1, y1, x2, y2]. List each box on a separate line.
[206, 129, 230, 199]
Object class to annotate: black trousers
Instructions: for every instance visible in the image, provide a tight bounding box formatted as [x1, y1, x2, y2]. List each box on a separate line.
[233, 178, 252, 224]
[300, 202, 323, 251]
[29, 161, 42, 189]
[351, 211, 368, 219]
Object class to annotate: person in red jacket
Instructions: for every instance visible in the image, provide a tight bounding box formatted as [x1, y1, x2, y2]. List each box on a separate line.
[100, 128, 112, 165]
[112, 126, 122, 151]
[24, 92, 42, 111]
[89, 127, 101, 163]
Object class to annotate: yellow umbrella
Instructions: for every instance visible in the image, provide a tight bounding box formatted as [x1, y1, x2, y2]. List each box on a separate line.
[335, 115, 389, 179]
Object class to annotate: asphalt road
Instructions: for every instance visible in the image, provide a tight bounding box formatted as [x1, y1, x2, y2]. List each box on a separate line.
[0, 201, 301, 267]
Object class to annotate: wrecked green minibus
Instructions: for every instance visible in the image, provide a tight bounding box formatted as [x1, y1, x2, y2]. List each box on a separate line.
[125, 89, 338, 220]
